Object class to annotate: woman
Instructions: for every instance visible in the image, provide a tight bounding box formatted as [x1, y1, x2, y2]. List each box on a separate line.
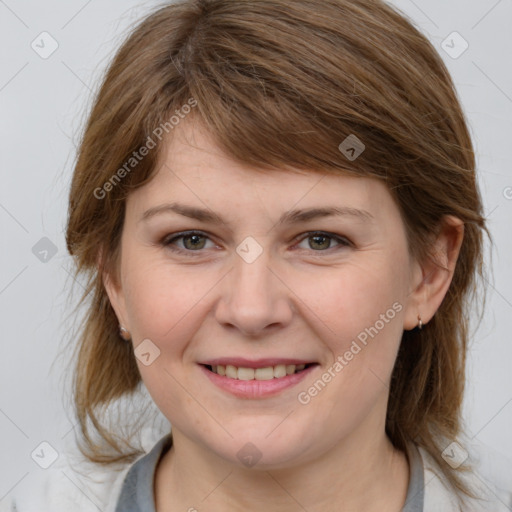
[4, 0, 511, 510]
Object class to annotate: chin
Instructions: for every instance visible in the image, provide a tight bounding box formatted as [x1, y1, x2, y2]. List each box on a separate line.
[201, 425, 315, 470]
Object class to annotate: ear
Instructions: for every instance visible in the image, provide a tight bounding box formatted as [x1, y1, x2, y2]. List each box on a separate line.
[98, 247, 130, 332]
[403, 215, 464, 331]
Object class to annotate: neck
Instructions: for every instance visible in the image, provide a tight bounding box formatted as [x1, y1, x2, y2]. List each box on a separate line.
[154, 425, 409, 512]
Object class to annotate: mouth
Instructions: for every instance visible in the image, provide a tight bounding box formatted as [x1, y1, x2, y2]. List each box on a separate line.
[202, 363, 316, 381]
[198, 359, 319, 398]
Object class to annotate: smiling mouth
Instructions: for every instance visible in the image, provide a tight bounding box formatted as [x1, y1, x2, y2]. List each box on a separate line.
[203, 363, 317, 381]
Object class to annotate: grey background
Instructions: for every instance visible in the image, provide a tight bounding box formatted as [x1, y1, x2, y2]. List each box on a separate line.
[1, 0, 511, 504]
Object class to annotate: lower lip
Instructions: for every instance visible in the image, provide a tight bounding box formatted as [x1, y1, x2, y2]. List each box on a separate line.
[200, 364, 317, 399]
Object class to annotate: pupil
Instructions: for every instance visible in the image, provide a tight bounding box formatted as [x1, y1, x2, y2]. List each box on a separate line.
[311, 235, 329, 250]
[185, 234, 205, 250]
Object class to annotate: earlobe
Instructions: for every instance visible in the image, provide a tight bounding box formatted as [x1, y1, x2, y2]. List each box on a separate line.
[403, 215, 464, 331]
[402, 263, 427, 331]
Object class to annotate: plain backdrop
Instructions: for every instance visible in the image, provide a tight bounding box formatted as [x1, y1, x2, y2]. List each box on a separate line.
[1, 0, 511, 504]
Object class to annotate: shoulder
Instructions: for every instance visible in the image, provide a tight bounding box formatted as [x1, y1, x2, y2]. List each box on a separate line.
[1, 421, 172, 512]
[0, 429, 167, 512]
[0, 409, 172, 512]
[418, 442, 512, 512]
[0, 450, 134, 512]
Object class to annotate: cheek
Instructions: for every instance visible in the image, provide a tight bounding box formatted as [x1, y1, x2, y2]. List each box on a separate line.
[291, 258, 406, 350]
[121, 255, 218, 342]
[295, 256, 406, 406]
[291, 258, 407, 408]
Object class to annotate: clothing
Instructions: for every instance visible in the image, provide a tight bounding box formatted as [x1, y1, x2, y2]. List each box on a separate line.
[114, 435, 426, 512]
[114, 434, 172, 512]
[1, 433, 511, 511]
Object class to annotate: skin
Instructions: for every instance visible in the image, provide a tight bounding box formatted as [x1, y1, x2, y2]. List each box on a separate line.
[104, 118, 464, 511]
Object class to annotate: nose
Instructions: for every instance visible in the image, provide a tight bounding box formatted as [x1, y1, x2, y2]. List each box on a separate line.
[214, 247, 294, 337]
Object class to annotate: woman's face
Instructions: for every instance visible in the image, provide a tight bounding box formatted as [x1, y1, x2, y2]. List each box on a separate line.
[105, 119, 424, 468]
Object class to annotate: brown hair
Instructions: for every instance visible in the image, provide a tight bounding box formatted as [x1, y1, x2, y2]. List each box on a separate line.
[65, 0, 491, 503]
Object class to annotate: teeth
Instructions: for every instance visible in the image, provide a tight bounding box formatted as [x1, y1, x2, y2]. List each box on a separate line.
[274, 364, 287, 378]
[237, 367, 255, 380]
[254, 367, 274, 380]
[210, 364, 309, 380]
[226, 365, 238, 379]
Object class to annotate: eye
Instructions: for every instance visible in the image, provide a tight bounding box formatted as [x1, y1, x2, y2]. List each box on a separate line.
[294, 231, 351, 252]
[162, 231, 217, 253]
[160, 230, 351, 256]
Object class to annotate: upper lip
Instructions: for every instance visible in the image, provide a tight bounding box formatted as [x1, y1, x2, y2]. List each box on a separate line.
[200, 358, 316, 368]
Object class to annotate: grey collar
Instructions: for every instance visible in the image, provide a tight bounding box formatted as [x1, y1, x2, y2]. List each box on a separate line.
[402, 441, 425, 511]
[115, 435, 424, 511]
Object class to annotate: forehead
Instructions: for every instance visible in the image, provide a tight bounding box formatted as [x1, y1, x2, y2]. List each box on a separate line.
[126, 119, 400, 227]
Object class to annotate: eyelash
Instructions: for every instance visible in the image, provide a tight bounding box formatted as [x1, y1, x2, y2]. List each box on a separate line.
[160, 230, 352, 256]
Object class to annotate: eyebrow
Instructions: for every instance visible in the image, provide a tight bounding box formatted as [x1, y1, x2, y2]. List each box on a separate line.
[139, 202, 374, 226]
